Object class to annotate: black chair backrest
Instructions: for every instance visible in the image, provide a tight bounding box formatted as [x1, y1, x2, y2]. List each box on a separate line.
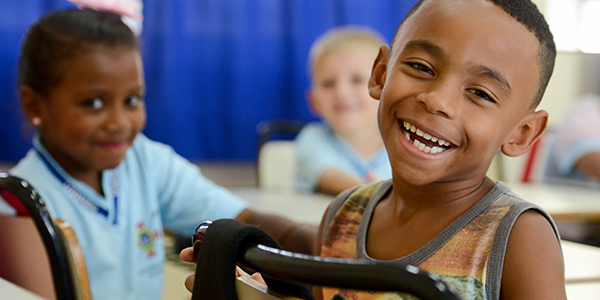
[256, 120, 306, 152]
[0, 172, 80, 300]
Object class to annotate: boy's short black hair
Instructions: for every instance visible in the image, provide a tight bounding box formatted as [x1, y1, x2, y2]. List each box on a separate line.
[19, 8, 138, 96]
[392, 0, 556, 108]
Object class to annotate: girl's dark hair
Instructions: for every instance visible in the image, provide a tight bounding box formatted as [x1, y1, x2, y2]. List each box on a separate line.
[19, 8, 139, 96]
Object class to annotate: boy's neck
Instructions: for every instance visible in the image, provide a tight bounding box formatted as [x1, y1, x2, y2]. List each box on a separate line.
[390, 176, 496, 211]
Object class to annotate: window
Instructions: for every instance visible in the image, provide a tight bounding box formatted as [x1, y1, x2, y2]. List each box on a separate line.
[546, 0, 600, 53]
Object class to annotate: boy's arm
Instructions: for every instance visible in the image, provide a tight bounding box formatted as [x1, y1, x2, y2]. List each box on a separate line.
[500, 210, 567, 300]
[316, 168, 365, 196]
[576, 152, 600, 182]
[235, 209, 317, 255]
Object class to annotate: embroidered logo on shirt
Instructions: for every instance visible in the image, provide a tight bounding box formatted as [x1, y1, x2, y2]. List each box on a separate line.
[136, 222, 160, 257]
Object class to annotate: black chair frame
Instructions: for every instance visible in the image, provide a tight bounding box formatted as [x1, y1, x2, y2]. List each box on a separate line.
[0, 172, 79, 300]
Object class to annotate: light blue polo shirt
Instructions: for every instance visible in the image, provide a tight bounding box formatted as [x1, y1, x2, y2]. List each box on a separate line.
[295, 122, 392, 192]
[10, 134, 247, 300]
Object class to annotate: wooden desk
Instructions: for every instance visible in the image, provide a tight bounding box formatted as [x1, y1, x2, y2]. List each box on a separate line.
[230, 187, 333, 226]
[563, 241, 600, 299]
[563, 240, 600, 283]
[509, 182, 600, 221]
[0, 277, 47, 300]
[233, 182, 600, 224]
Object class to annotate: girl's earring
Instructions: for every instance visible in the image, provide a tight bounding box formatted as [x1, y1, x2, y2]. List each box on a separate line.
[32, 117, 41, 127]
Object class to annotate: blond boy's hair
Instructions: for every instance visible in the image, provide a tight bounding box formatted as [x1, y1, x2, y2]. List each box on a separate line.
[308, 26, 386, 81]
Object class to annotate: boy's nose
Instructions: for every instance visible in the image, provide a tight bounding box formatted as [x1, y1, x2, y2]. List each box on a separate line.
[334, 81, 354, 101]
[416, 83, 458, 118]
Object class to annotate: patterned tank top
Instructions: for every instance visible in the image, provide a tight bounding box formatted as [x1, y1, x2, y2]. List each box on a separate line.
[320, 180, 559, 300]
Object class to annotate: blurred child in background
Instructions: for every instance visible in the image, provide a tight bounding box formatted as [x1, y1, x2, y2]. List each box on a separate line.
[295, 26, 392, 196]
[545, 94, 600, 186]
[11, 7, 314, 300]
[544, 93, 600, 246]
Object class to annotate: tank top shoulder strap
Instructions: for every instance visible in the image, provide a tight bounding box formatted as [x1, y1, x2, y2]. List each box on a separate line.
[485, 189, 560, 299]
[321, 180, 390, 247]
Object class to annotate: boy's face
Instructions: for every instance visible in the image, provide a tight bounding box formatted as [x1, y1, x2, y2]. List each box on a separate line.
[310, 46, 380, 136]
[35, 46, 146, 176]
[371, 0, 543, 186]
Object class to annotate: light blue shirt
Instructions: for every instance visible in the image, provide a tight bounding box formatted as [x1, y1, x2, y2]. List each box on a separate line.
[295, 122, 392, 192]
[10, 134, 247, 300]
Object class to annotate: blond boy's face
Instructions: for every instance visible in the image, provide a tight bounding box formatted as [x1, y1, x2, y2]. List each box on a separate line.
[310, 46, 380, 136]
[372, 0, 541, 186]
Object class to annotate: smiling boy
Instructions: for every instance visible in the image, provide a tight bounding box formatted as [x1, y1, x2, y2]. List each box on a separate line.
[314, 0, 566, 299]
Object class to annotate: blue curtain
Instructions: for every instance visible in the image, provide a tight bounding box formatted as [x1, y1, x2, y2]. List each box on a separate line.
[0, 0, 416, 163]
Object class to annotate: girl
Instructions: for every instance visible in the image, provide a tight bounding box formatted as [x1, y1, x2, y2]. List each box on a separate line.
[11, 8, 314, 300]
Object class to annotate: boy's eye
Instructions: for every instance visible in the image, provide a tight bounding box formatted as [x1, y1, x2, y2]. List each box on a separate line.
[352, 75, 366, 85]
[407, 62, 434, 75]
[125, 95, 142, 106]
[321, 79, 335, 89]
[467, 88, 495, 103]
[84, 98, 104, 109]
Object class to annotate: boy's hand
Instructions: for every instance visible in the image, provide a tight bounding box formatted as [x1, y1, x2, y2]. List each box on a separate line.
[236, 266, 266, 284]
[178, 247, 266, 293]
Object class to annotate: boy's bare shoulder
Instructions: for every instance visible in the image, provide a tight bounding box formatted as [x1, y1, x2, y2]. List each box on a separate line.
[501, 210, 566, 299]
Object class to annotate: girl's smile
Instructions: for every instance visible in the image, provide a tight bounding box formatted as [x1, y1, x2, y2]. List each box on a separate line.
[30, 45, 146, 189]
[96, 141, 127, 151]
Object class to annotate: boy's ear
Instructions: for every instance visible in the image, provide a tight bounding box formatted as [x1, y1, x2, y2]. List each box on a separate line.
[501, 110, 548, 157]
[20, 85, 44, 125]
[368, 44, 389, 100]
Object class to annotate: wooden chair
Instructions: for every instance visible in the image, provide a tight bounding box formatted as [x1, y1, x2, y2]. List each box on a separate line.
[0, 172, 92, 300]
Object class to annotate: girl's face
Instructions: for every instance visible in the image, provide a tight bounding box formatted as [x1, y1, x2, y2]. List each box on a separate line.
[36, 46, 146, 177]
[310, 46, 380, 137]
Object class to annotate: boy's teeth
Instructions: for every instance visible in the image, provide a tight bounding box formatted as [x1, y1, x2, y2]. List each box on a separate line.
[416, 129, 424, 137]
[402, 120, 451, 153]
[411, 139, 445, 154]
